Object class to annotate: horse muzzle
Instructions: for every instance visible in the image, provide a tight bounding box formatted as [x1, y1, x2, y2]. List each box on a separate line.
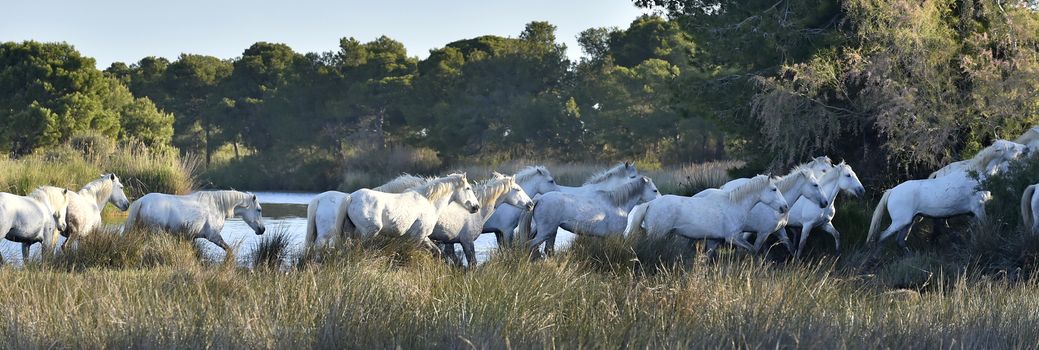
[819, 200, 829, 209]
[256, 226, 266, 235]
[778, 205, 789, 214]
[467, 203, 480, 214]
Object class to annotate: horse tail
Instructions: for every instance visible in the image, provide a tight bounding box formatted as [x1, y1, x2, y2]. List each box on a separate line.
[124, 199, 143, 233]
[305, 196, 321, 247]
[867, 190, 892, 243]
[1022, 185, 1037, 233]
[517, 199, 537, 240]
[624, 202, 650, 238]
[333, 194, 355, 241]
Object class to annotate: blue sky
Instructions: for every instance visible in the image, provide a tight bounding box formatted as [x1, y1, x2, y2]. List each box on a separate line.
[1, 0, 653, 68]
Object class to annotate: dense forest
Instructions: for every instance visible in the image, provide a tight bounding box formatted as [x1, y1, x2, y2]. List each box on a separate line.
[3, 0, 1039, 190]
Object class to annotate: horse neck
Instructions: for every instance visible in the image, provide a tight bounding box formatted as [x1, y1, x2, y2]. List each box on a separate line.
[819, 172, 842, 204]
[734, 194, 764, 214]
[202, 191, 246, 218]
[778, 176, 804, 205]
[517, 178, 543, 196]
[426, 192, 456, 214]
[81, 180, 112, 208]
[475, 182, 507, 220]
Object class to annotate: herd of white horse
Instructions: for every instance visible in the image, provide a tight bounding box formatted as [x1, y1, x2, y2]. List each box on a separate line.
[4, 127, 1039, 266]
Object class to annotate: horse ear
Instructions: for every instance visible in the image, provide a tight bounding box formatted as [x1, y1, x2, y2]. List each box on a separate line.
[62, 189, 68, 195]
[641, 176, 649, 183]
[110, 174, 116, 180]
[537, 168, 544, 175]
[624, 161, 631, 167]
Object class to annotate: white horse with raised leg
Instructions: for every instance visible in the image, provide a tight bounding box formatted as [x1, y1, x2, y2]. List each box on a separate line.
[305, 174, 430, 248]
[867, 169, 992, 253]
[125, 190, 266, 259]
[784, 162, 865, 258]
[518, 176, 660, 257]
[481, 166, 559, 245]
[62, 174, 131, 248]
[0, 187, 70, 262]
[624, 175, 788, 254]
[334, 173, 480, 255]
[699, 166, 830, 255]
[434, 173, 533, 267]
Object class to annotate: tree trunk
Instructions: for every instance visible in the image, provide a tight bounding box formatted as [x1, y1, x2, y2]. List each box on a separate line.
[233, 140, 240, 160]
[713, 133, 726, 159]
[375, 108, 386, 150]
[204, 115, 212, 167]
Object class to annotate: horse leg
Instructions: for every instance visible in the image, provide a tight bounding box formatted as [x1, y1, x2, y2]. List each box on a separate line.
[544, 233, 556, 257]
[896, 224, 914, 255]
[726, 234, 755, 253]
[21, 243, 31, 263]
[820, 222, 842, 256]
[528, 222, 555, 260]
[703, 239, 721, 261]
[207, 234, 234, 262]
[752, 231, 770, 256]
[795, 224, 813, 259]
[493, 230, 505, 247]
[461, 239, 478, 269]
[442, 243, 461, 266]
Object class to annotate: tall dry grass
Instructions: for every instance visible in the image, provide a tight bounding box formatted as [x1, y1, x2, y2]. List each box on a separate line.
[0, 141, 196, 197]
[2, 236, 1038, 348]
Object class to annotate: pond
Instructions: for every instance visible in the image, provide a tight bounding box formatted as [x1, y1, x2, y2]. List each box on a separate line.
[1, 191, 577, 266]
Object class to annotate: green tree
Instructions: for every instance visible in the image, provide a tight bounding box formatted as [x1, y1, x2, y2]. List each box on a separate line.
[0, 41, 173, 155]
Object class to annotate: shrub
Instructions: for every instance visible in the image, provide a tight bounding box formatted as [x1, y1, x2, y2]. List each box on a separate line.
[46, 228, 200, 271]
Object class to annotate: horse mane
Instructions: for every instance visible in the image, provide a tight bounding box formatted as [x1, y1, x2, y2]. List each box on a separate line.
[373, 174, 428, 193]
[819, 161, 846, 184]
[775, 168, 816, 193]
[1014, 127, 1039, 145]
[724, 175, 772, 202]
[961, 142, 1006, 173]
[193, 190, 253, 218]
[413, 173, 467, 202]
[514, 166, 550, 184]
[29, 186, 68, 212]
[790, 156, 832, 173]
[80, 174, 115, 205]
[474, 174, 516, 210]
[596, 176, 651, 206]
[585, 163, 630, 185]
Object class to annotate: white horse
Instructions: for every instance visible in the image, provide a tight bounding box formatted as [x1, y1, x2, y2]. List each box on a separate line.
[518, 176, 661, 257]
[929, 140, 1026, 180]
[699, 166, 830, 255]
[624, 175, 788, 253]
[0, 187, 70, 261]
[559, 162, 640, 194]
[784, 162, 866, 257]
[867, 170, 991, 253]
[125, 190, 266, 257]
[481, 166, 560, 245]
[434, 173, 533, 267]
[62, 174, 131, 247]
[1021, 184, 1039, 235]
[334, 173, 480, 255]
[1014, 127, 1039, 153]
[305, 174, 431, 249]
